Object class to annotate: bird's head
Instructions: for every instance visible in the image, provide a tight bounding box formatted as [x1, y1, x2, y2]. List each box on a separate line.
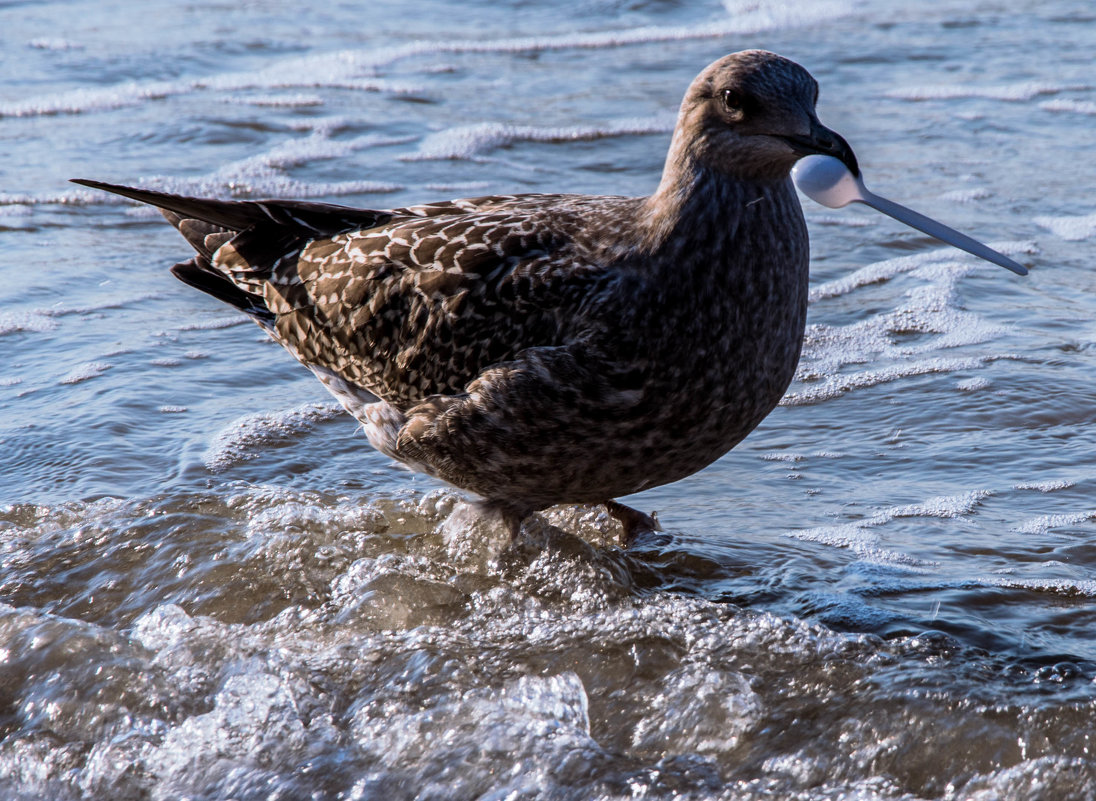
[671, 50, 858, 183]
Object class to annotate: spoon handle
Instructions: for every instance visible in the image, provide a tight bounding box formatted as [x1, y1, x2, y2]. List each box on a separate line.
[858, 191, 1028, 276]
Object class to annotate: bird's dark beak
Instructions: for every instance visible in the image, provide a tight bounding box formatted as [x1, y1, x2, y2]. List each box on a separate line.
[780, 119, 860, 177]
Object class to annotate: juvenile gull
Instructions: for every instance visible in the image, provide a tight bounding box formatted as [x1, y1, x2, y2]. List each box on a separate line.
[74, 50, 859, 543]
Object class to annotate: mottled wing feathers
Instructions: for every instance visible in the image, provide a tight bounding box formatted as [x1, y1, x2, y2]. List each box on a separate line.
[257, 196, 612, 405]
[73, 180, 626, 408]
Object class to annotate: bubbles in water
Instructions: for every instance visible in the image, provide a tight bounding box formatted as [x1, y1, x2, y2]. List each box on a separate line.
[204, 402, 345, 471]
[58, 361, 112, 385]
[407, 118, 675, 161]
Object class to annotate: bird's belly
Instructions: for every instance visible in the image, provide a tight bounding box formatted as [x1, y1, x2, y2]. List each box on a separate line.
[601, 372, 793, 497]
[496, 338, 803, 508]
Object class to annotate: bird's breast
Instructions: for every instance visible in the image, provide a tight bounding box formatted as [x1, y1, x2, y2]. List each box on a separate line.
[599, 193, 810, 458]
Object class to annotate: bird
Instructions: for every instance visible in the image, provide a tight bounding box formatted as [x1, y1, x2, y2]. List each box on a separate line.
[73, 50, 859, 544]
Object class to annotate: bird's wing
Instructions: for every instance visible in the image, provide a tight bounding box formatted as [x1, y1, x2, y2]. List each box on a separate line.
[216, 194, 627, 405]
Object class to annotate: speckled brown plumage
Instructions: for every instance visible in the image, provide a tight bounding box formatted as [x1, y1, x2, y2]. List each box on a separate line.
[74, 50, 860, 540]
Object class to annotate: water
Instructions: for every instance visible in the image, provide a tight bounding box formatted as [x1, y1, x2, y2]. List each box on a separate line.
[2, 0, 1095, 797]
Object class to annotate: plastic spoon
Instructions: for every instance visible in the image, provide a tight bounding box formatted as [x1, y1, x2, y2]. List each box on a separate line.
[791, 154, 1028, 276]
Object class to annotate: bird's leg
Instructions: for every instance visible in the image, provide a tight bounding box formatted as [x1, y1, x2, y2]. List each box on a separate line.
[604, 499, 661, 548]
[503, 511, 525, 543]
[480, 501, 532, 543]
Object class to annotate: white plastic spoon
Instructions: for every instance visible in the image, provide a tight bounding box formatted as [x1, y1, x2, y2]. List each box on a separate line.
[792, 154, 1028, 276]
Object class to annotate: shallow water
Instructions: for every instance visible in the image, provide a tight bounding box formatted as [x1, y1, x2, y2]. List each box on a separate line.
[2, 0, 1096, 798]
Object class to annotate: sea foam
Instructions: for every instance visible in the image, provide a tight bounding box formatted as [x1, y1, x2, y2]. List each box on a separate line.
[1, 2, 851, 120]
[203, 402, 345, 472]
[408, 117, 675, 161]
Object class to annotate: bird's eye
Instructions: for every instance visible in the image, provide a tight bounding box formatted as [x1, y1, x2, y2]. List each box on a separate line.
[722, 89, 746, 116]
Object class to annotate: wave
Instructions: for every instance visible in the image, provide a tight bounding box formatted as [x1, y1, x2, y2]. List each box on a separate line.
[203, 402, 345, 472]
[1034, 212, 1096, 242]
[1, 2, 851, 120]
[1039, 98, 1096, 116]
[1014, 479, 1075, 493]
[786, 490, 993, 562]
[0, 311, 58, 336]
[407, 116, 675, 161]
[887, 82, 1089, 102]
[1012, 510, 1096, 536]
[59, 362, 112, 385]
[809, 241, 1037, 303]
[783, 242, 1037, 406]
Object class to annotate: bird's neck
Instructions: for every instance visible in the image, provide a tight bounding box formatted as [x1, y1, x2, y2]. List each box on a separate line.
[638, 151, 793, 255]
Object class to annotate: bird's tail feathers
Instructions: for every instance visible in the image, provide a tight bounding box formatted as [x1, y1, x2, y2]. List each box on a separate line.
[70, 178, 394, 320]
[169, 256, 275, 323]
[70, 179, 390, 237]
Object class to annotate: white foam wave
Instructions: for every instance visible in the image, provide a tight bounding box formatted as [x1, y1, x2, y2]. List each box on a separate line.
[787, 490, 992, 561]
[887, 82, 1088, 102]
[1039, 98, 1096, 116]
[786, 521, 923, 565]
[236, 93, 325, 108]
[984, 576, 1096, 597]
[0, 311, 57, 336]
[0, 79, 184, 118]
[761, 452, 805, 463]
[211, 132, 408, 182]
[27, 37, 83, 51]
[0, 295, 163, 336]
[25, 130, 409, 208]
[203, 402, 344, 471]
[347, 1, 851, 71]
[0, 75, 413, 118]
[408, 116, 675, 161]
[889, 491, 992, 519]
[956, 376, 990, 391]
[834, 570, 1096, 606]
[809, 241, 1037, 303]
[1034, 212, 1096, 242]
[0, 204, 34, 230]
[0, 187, 112, 207]
[806, 211, 876, 228]
[227, 484, 390, 542]
[111, 131, 410, 203]
[1014, 479, 1075, 493]
[787, 246, 1025, 405]
[938, 187, 992, 203]
[59, 361, 112, 385]
[809, 249, 950, 302]
[175, 316, 250, 332]
[116, 176, 403, 204]
[784, 356, 990, 406]
[422, 181, 492, 193]
[1012, 511, 1096, 536]
[1, 2, 851, 119]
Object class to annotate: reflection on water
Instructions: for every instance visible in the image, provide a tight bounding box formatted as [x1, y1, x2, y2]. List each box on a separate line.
[2, 0, 1096, 797]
